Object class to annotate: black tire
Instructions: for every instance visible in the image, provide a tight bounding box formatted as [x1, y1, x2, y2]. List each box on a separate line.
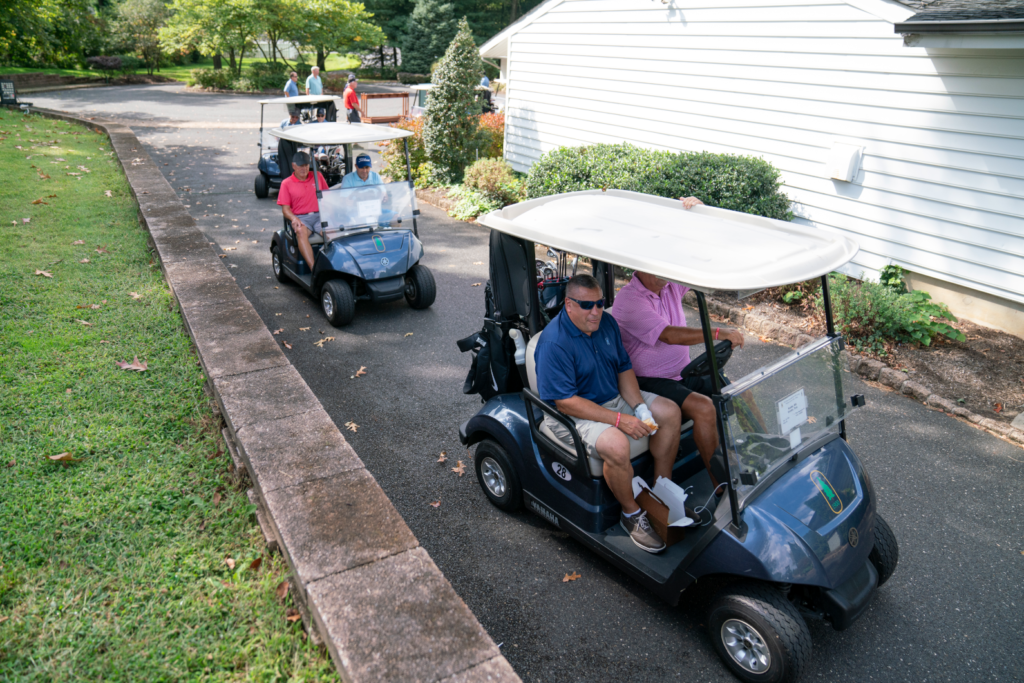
[321, 279, 355, 327]
[473, 440, 522, 512]
[254, 173, 270, 199]
[404, 264, 436, 310]
[869, 514, 899, 587]
[271, 244, 290, 284]
[708, 583, 811, 683]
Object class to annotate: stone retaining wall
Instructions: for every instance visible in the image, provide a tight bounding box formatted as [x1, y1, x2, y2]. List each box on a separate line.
[13, 104, 520, 683]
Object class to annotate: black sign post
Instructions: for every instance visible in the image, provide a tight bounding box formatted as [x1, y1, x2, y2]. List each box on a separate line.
[0, 80, 17, 105]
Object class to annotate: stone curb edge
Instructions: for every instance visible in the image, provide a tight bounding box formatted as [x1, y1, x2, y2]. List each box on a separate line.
[692, 293, 1024, 449]
[14, 104, 520, 683]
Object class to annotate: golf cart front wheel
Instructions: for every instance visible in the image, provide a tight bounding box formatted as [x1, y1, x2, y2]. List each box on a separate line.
[474, 440, 522, 512]
[708, 583, 810, 683]
[405, 264, 436, 310]
[869, 514, 899, 587]
[321, 280, 355, 327]
[255, 173, 270, 199]
[271, 245, 289, 284]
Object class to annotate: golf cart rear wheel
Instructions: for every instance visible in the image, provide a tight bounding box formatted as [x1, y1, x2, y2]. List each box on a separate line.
[869, 514, 899, 587]
[271, 245, 289, 284]
[474, 440, 522, 512]
[255, 173, 270, 199]
[404, 264, 436, 310]
[321, 280, 355, 327]
[708, 583, 810, 683]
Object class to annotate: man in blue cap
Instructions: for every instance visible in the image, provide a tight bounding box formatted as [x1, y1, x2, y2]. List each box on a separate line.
[340, 153, 382, 187]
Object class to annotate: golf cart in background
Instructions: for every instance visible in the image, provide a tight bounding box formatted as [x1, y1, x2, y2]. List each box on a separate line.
[268, 122, 436, 327]
[457, 190, 899, 683]
[254, 94, 342, 198]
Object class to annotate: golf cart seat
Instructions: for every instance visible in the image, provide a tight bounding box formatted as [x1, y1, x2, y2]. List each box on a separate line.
[525, 328, 648, 477]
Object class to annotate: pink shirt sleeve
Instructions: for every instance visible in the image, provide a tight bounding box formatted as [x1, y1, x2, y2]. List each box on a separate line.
[615, 286, 669, 347]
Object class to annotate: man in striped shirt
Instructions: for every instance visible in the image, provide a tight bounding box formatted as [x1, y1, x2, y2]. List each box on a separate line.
[609, 197, 745, 487]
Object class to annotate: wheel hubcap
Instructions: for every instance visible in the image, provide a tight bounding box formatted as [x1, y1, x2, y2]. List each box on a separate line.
[480, 457, 507, 498]
[721, 619, 771, 674]
[322, 291, 334, 318]
[273, 252, 281, 276]
[405, 277, 416, 298]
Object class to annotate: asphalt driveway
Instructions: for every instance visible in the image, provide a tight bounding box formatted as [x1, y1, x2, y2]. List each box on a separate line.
[30, 84, 1024, 682]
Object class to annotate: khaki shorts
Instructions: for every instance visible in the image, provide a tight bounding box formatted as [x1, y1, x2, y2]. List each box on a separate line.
[544, 391, 661, 460]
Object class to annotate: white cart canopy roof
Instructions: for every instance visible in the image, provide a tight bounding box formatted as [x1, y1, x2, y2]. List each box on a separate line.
[270, 122, 414, 145]
[478, 190, 859, 292]
[259, 95, 343, 106]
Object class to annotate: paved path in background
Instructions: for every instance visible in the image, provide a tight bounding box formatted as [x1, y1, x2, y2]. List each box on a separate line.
[30, 84, 1024, 682]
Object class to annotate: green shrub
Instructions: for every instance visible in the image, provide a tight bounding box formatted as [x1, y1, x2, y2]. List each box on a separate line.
[818, 273, 965, 355]
[524, 142, 793, 221]
[464, 157, 524, 206]
[397, 72, 430, 84]
[248, 61, 289, 91]
[448, 185, 502, 220]
[879, 264, 908, 294]
[115, 54, 144, 75]
[232, 77, 257, 91]
[190, 68, 232, 90]
[380, 116, 427, 182]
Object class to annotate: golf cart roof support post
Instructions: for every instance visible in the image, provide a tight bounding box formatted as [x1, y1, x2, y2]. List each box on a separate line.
[312, 155, 322, 200]
[820, 273, 848, 441]
[695, 290, 742, 528]
[404, 137, 419, 237]
[258, 104, 264, 160]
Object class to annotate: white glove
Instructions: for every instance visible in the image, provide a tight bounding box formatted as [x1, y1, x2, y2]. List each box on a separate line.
[633, 403, 657, 435]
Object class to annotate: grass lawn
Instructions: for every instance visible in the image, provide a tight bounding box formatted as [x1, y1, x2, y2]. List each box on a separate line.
[1, 54, 363, 85]
[0, 109, 335, 681]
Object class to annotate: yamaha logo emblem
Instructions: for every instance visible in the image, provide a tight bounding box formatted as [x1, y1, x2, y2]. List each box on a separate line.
[380, 257, 390, 266]
[848, 527, 859, 548]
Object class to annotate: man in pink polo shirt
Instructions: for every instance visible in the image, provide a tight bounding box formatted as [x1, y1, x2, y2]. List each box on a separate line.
[278, 151, 329, 272]
[609, 197, 745, 486]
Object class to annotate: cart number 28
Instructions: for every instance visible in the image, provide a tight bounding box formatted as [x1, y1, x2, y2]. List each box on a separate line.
[552, 462, 572, 481]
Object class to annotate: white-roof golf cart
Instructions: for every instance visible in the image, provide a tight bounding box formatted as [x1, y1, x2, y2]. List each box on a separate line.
[254, 94, 343, 199]
[457, 190, 897, 683]
[268, 122, 435, 326]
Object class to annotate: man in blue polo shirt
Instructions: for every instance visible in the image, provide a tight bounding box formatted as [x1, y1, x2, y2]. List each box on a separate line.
[536, 274, 682, 553]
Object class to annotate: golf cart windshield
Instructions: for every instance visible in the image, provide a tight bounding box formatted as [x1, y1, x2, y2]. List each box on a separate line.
[721, 336, 862, 503]
[318, 181, 417, 232]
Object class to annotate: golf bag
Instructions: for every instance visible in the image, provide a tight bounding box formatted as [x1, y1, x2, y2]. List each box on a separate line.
[457, 282, 520, 401]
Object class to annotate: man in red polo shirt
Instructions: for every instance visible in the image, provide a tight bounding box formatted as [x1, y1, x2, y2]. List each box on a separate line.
[278, 151, 329, 272]
[343, 75, 362, 123]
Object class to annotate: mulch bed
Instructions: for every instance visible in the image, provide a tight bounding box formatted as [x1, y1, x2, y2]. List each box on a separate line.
[712, 291, 1024, 427]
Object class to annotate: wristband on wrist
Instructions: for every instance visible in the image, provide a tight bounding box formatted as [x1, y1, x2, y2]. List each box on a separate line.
[714, 328, 720, 340]
[615, 412, 621, 428]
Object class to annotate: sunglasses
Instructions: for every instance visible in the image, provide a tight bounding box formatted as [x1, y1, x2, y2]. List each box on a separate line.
[568, 297, 605, 310]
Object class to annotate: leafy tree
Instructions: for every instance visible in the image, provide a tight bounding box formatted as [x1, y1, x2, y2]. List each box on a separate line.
[114, 0, 168, 75]
[160, 0, 261, 76]
[0, 0, 99, 67]
[422, 18, 484, 183]
[290, 0, 385, 72]
[363, 0, 414, 62]
[400, 0, 458, 75]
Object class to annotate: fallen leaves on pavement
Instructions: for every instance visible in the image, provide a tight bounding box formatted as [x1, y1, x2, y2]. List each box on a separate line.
[563, 572, 581, 583]
[437, 451, 447, 463]
[282, 341, 292, 349]
[451, 460, 466, 476]
[299, 327, 310, 331]
[314, 337, 335, 348]
[429, 500, 441, 508]
[34, 270, 52, 278]
[115, 356, 147, 371]
[471, 283, 482, 287]
[353, 366, 367, 378]
[344, 421, 359, 433]
[404, 332, 414, 337]
[273, 328, 284, 335]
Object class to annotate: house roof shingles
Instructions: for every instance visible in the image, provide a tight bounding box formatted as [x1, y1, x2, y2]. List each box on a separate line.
[896, 0, 1024, 23]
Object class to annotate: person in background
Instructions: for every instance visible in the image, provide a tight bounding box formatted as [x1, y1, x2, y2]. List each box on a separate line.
[313, 108, 327, 123]
[283, 72, 299, 98]
[343, 75, 362, 123]
[305, 66, 323, 95]
[480, 75, 490, 88]
[279, 110, 302, 128]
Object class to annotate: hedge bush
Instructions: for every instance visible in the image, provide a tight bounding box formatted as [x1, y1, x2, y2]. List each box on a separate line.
[249, 61, 289, 91]
[380, 116, 427, 182]
[397, 72, 430, 84]
[477, 112, 504, 159]
[190, 68, 232, 90]
[524, 142, 793, 221]
[463, 158, 523, 206]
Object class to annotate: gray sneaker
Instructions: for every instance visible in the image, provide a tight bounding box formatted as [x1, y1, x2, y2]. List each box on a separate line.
[620, 510, 666, 554]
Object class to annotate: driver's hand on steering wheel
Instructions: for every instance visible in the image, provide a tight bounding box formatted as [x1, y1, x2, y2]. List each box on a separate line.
[616, 413, 653, 440]
[719, 328, 745, 349]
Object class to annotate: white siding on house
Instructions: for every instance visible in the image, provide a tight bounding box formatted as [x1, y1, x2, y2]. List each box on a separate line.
[502, 0, 1024, 305]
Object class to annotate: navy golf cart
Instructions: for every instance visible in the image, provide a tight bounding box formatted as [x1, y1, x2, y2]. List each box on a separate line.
[254, 94, 342, 199]
[457, 190, 899, 683]
[268, 122, 435, 326]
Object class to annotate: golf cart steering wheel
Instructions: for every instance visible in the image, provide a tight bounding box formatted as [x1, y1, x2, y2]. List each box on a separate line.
[679, 340, 733, 382]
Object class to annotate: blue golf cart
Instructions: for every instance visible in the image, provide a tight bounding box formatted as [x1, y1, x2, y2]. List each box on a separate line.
[254, 94, 342, 199]
[268, 122, 435, 326]
[457, 190, 899, 683]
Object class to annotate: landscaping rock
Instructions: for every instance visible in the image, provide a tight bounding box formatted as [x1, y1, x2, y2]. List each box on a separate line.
[795, 334, 815, 348]
[878, 367, 908, 392]
[927, 395, 956, 413]
[729, 308, 746, 326]
[857, 359, 885, 382]
[743, 315, 763, 334]
[307, 548, 502, 683]
[980, 419, 1012, 437]
[1010, 429, 1024, 445]
[1012, 413, 1024, 431]
[901, 381, 932, 402]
